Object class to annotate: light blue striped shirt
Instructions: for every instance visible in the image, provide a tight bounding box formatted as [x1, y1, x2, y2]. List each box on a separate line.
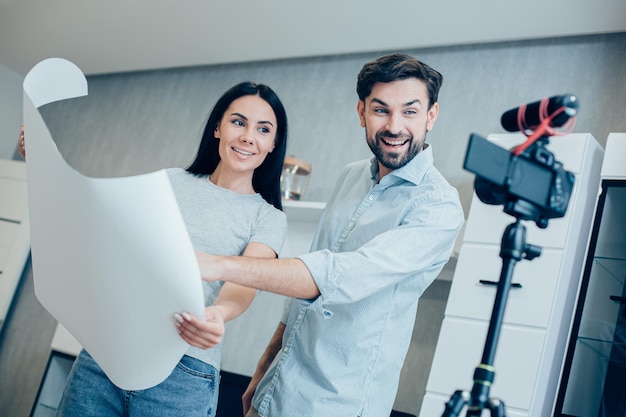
[253, 144, 464, 417]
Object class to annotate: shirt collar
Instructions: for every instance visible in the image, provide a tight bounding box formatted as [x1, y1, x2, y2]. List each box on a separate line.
[369, 143, 433, 186]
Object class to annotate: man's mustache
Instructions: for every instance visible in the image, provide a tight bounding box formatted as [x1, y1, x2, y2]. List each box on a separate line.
[376, 130, 412, 140]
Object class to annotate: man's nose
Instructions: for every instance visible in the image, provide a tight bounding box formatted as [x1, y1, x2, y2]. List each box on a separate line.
[385, 113, 403, 134]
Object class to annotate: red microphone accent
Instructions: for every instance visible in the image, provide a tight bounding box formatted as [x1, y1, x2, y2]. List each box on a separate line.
[511, 98, 576, 156]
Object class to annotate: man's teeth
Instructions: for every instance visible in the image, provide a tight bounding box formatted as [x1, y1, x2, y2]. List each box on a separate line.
[382, 138, 408, 146]
[233, 147, 254, 156]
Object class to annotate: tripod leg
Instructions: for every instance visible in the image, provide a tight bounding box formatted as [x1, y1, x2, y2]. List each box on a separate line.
[488, 398, 506, 417]
[441, 390, 470, 417]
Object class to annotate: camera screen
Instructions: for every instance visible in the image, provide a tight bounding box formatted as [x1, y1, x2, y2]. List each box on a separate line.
[464, 133, 510, 186]
[464, 133, 554, 207]
[507, 157, 553, 206]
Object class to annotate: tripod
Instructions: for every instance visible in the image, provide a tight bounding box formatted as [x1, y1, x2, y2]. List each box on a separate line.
[441, 217, 541, 417]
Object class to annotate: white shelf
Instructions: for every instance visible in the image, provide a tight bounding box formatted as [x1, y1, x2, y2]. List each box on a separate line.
[282, 200, 325, 223]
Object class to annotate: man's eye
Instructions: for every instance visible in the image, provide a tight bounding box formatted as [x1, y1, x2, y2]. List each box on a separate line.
[374, 108, 388, 114]
[405, 110, 417, 116]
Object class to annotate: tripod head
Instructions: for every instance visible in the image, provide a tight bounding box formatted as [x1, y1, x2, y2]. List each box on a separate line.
[464, 95, 578, 228]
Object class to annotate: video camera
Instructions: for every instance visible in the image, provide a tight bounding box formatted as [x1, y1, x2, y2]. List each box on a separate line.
[463, 95, 578, 229]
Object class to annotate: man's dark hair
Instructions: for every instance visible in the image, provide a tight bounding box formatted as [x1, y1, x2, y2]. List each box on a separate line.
[356, 53, 443, 108]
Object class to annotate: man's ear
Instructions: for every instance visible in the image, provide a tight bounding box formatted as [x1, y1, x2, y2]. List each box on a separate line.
[426, 102, 439, 131]
[357, 100, 366, 128]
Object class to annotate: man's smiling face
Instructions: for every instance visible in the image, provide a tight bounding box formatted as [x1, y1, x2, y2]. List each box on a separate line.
[357, 78, 439, 178]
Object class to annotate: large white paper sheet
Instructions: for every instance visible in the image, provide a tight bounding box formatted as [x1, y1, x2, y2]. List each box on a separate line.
[23, 58, 205, 390]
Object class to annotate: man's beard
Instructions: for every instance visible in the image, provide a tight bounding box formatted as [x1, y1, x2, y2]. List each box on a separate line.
[367, 130, 424, 171]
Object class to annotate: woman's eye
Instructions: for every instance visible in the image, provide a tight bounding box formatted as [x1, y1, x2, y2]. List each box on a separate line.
[233, 119, 245, 126]
[259, 127, 271, 134]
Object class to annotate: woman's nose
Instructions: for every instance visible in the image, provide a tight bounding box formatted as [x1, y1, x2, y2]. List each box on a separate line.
[240, 129, 255, 144]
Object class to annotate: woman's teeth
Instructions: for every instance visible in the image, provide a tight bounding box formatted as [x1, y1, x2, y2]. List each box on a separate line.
[233, 147, 254, 156]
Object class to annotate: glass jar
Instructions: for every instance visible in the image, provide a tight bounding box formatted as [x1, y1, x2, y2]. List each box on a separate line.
[280, 156, 311, 201]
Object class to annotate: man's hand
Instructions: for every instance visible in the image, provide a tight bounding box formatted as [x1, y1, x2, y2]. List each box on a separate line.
[242, 322, 286, 415]
[195, 249, 320, 299]
[242, 378, 259, 415]
[195, 250, 221, 282]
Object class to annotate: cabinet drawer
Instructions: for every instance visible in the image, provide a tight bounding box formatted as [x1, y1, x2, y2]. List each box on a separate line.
[419, 392, 528, 417]
[426, 318, 545, 411]
[462, 193, 575, 249]
[0, 221, 20, 250]
[445, 243, 563, 328]
[0, 177, 28, 222]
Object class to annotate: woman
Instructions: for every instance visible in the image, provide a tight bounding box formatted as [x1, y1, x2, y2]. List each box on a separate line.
[19, 81, 289, 417]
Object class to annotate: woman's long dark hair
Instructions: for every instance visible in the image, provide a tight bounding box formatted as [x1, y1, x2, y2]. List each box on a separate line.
[187, 82, 288, 210]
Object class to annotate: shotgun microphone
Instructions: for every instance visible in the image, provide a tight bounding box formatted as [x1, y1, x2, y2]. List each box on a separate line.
[500, 94, 578, 132]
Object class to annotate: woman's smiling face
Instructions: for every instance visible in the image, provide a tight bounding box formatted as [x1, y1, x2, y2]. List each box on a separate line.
[214, 94, 277, 175]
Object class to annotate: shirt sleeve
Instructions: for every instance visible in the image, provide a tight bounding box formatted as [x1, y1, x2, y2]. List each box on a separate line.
[298, 189, 464, 307]
[249, 205, 288, 256]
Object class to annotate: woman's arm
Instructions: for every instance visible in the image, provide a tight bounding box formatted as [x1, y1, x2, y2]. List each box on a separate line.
[175, 242, 277, 349]
[18, 125, 26, 158]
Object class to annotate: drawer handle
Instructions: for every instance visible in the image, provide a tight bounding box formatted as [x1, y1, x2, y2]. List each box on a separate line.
[479, 279, 522, 289]
[610, 295, 626, 304]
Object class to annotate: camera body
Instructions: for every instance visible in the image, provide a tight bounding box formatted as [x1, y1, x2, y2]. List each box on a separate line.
[464, 133, 575, 228]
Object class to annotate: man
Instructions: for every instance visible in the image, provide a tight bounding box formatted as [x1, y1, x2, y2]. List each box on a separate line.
[181, 53, 464, 417]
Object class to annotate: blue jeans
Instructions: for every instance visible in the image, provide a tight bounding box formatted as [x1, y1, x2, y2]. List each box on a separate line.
[56, 349, 219, 417]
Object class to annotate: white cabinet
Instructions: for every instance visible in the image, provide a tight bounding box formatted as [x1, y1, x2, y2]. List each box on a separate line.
[420, 133, 604, 417]
[0, 159, 30, 331]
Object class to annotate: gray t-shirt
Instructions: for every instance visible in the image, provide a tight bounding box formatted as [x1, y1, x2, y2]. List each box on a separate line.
[166, 168, 287, 369]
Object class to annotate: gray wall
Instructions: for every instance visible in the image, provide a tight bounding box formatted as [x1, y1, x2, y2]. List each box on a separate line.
[1, 32, 625, 417]
[0, 63, 22, 159]
[37, 32, 626, 213]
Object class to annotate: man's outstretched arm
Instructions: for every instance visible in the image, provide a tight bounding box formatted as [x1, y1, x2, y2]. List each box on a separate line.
[196, 251, 320, 299]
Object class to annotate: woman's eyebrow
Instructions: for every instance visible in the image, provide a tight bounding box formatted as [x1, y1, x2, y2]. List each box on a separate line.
[231, 112, 274, 127]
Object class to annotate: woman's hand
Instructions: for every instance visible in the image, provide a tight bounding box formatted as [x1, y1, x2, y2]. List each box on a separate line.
[174, 306, 225, 349]
[17, 124, 26, 158]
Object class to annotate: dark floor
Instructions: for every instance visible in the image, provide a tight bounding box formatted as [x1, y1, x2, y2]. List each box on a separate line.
[0, 257, 57, 417]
